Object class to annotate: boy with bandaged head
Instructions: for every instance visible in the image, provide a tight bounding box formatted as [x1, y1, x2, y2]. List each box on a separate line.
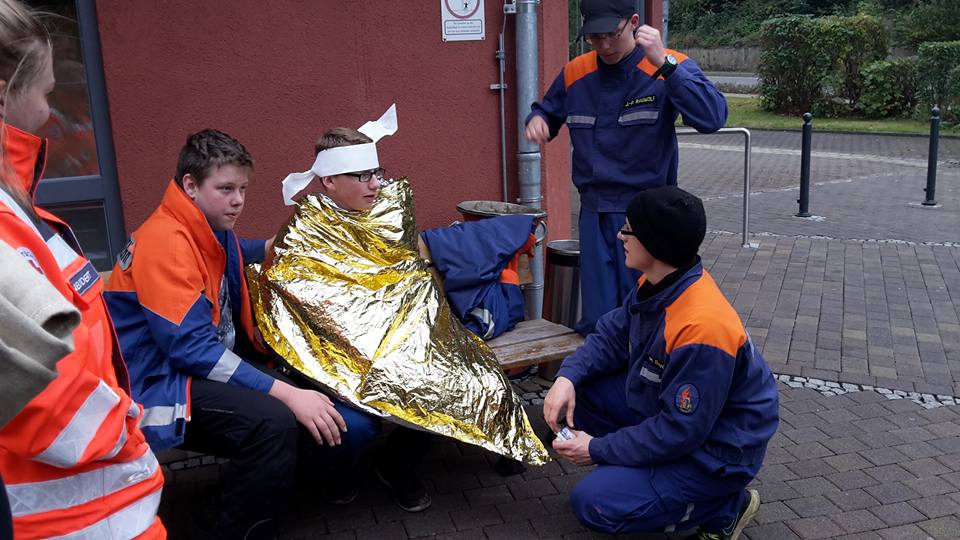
[280, 110, 434, 512]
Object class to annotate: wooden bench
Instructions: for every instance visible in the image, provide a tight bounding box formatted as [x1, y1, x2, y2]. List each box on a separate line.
[417, 235, 583, 369]
[487, 318, 584, 370]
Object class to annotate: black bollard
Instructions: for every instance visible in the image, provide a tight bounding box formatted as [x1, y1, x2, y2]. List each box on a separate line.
[797, 112, 813, 217]
[923, 106, 940, 206]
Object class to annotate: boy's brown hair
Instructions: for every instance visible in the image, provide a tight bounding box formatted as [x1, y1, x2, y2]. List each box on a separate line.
[175, 129, 254, 188]
[314, 127, 372, 155]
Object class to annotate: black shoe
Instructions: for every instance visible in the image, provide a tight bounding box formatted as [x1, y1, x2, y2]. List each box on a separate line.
[375, 466, 432, 512]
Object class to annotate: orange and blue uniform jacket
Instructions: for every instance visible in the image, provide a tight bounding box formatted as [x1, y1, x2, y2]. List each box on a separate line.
[105, 181, 273, 450]
[0, 124, 165, 539]
[557, 260, 779, 469]
[527, 47, 728, 335]
[527, 47, 727, 212]
[421, 214, 534, 339]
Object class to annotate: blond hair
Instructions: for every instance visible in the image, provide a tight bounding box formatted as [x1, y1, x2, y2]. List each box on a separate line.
[0, 0, 50, 212]
[0, 0, 50, 97]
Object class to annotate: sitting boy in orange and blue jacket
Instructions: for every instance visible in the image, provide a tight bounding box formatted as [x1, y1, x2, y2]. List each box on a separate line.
[544, 186, 779, 540]
[105, 129, 379, 540]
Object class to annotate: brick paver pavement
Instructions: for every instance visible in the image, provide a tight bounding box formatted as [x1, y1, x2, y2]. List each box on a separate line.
[157, 130, 960, 539]
[159, 384, 960, 539]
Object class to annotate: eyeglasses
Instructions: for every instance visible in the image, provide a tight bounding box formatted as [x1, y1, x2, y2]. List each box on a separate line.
[586, 19, 630, 42]
[619, 227, 639, 238]
[343, 168, 385, 184]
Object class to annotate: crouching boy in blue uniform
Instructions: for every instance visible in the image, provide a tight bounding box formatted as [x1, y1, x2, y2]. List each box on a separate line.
[543, 186, 779, 539]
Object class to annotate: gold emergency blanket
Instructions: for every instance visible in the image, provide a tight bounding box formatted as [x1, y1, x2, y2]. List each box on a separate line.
[249, 179, 550, 465]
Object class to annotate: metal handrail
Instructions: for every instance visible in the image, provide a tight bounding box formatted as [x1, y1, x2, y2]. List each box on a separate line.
[677, 127, 754, 248]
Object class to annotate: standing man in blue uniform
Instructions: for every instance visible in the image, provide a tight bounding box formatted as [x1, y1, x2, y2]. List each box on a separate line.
[526, 0, 727, 334]
[543, 186, 779, 539]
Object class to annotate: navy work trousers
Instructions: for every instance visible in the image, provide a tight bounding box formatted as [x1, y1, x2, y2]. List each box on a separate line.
[569, 371, 751, 534]
[576, 209, 641, 335]
[182, 377, 379, 539]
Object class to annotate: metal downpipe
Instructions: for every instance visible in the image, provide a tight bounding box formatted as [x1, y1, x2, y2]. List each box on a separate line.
[516, 0, 543, 320]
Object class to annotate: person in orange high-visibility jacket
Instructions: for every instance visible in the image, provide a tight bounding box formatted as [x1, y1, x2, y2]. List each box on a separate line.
[0, 1, 165, 538]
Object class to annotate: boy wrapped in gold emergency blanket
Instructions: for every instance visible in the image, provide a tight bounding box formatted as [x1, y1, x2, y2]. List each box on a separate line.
[248, 179, 550, 465]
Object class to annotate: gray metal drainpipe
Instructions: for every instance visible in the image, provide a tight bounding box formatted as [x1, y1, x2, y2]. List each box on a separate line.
[662, 0, 669, 45]
[515, 0, 544, 320]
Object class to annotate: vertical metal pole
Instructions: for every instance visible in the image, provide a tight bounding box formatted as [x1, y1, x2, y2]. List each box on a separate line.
[796, 112, 812, 217]
[923, 106, 940, 206]
[497, 32, 509, 202]
[662, 0, 670, 45]
[742, 129, 751, 247]
[516, 0, 544, 320]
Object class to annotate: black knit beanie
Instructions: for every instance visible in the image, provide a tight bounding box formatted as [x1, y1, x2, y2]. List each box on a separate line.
[624, 186, 706, 268]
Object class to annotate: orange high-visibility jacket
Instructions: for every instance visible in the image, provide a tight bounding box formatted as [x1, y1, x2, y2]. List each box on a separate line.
[0, 124, 165, 540]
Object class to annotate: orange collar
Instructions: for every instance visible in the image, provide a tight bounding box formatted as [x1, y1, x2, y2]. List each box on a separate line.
[158, 180, 224, 260]
[2, 123, 45, 196]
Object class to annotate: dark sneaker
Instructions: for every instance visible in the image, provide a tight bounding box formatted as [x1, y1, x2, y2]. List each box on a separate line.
[375, 466, 432, 512]
[684, 488, 760, 540]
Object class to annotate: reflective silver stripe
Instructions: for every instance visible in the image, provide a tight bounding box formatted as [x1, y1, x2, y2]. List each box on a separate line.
[566, 115, 596, 126]
[681, 502, 694, 522]
[100, 401, 137, 461]
[46, 234, 80, 270]
[139, 403, 187, 428]
[468, 307, 496, 339]
[8, 450, 159, 518]
[619, 110, 659, 123]
[35, 381, 121, 468]
[208, 348, 243, 383]
[664, 503, 695, 533]
[0, 187, 43, 238]
[50, 488, 161, 540]
[639, 366, 661, 384]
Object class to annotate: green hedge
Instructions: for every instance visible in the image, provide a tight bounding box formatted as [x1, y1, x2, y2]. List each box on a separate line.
[758, 16, 828, 115]
[860, 58, 919, 118]
[817, 14, 887, 106]
[917, 41, 960, 122]
[758, 14, 887, 116]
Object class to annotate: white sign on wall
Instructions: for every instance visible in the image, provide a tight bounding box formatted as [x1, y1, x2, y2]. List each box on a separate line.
[441, 0, 485, 42]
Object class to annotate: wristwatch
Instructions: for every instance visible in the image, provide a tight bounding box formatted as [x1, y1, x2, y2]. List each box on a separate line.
[651, 54, 678, 80]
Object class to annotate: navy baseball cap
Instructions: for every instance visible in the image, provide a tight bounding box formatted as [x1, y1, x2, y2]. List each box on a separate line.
[579, 0, 637, 37]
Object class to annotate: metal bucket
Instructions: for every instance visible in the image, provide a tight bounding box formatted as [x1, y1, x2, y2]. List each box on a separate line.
[540, 239, 581, 379]
[457, 200, 547, 222]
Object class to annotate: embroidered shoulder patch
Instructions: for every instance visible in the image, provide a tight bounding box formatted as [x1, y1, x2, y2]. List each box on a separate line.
[117, 237, 135, 271]
[624, 95, 657, 108]
[675, 383, 700, 414]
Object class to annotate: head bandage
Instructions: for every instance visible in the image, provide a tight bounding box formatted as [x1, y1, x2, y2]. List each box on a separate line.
[281, 104, 398, 205]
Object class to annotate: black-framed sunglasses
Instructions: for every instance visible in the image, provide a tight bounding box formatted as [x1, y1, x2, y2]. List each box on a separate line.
[619, 227, 639, 238]
[586, 18, 630, 42]
[343, 168, 386, 184]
